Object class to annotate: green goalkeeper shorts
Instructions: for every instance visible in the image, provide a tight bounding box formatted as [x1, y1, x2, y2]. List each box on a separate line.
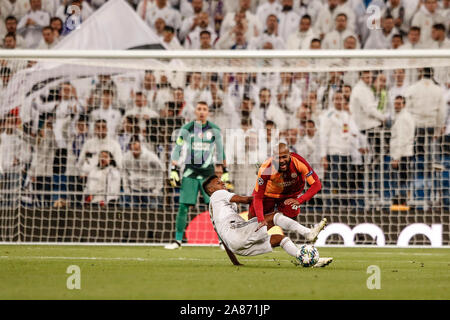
[179, 176, 210, 205]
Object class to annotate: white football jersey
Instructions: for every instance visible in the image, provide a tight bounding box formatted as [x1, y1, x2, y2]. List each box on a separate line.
[208, 189, 238, 236]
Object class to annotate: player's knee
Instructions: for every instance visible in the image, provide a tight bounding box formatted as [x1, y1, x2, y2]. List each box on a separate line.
[270, 234, 284, 247]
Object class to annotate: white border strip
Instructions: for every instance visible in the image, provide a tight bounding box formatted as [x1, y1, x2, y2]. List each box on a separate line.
[0, 49, 449, 59]
[0, 242, 448, 249]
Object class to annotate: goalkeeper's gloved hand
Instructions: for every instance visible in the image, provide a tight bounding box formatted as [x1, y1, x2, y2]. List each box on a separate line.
[221, 167, 234, 191]
[169, 165, 180, 187]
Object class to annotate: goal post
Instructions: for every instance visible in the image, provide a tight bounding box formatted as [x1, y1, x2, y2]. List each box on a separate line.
[0, 49, 449, 246]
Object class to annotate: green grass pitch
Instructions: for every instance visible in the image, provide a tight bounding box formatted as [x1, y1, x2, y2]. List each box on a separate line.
[0, 245, 448, 300]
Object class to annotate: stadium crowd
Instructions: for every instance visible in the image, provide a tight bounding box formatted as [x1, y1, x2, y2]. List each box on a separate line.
[0, 0, 449, 50]
[0, 0, 449, 209]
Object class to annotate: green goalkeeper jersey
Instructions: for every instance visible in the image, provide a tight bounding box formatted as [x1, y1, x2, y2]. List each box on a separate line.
[171, 120, 225, 178]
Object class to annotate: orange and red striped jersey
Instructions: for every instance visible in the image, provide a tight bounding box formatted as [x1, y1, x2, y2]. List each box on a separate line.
[254, 153, 319, 199]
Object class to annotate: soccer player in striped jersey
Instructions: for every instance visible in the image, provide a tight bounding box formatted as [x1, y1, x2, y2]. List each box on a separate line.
[248, 142, 327, 242]
[203, 175, 333, 267]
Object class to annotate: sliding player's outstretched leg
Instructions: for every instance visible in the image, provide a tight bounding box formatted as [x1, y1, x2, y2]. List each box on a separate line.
[272, 212, 327, 243]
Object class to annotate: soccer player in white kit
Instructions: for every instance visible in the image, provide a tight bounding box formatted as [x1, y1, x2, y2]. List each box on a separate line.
[203, 175, 333, 267]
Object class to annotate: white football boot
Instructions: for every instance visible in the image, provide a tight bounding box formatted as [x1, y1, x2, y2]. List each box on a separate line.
[164, 241, 181, 250]
[313, 257, 333, 268]
[306, 218, 327, 243]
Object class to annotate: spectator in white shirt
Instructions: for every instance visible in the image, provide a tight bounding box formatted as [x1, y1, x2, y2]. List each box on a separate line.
[398, 26, 425, 49]
[390, 95, 415, 205]
[364, 15, 398, 49]
[53, 81, 83, 148]
[2, 16, 26, 48]
[343, 34, 358, 49]
[78, 119, 123, 177]
[184, 72, 213, 108]
[36, 25, 57, 49]
[135, 70, 158, 110]
[136, 0, 154, 22]
[350, 70, 387, 158]
[161, 25, 182, 49]
[225, 72, 259, 114]
[3, 32, 16, 48]
[90, 88, 122, 138]
[220, 0, 262, 42]
[297, 119, 323, 180]
[249, 13, 286, 49]
[125, 91, 159, 132]
[278, 0, 301, 42]
[430, 23, 450, 48]
[411, 0, 446, 47]
[16, 0, 50, 48]
[405, 67, 446, 132]
[146, 0, 181, 32]
[254, 87, 287, 131]
[293, 0, 323, 23]
[198, 29, 215, 49]
[231, 96, 264, 131]
[29, 112, 56, 206]
[216, 24, 249, 49]
[64, 114, 89, 205]
[286, 14, 316, 49]
[309, 37, 321, 49]
[122, 137, 164, 208]
[276, 72, 302, 115]
[391, 33, 404, 49]
[178, 0, 207, 41]
[49, 16, 62, 40]
[382, 0, 410, 36]
[322, 13, 357, 49]
[0, 112, 27, 178]
[320, 90, 360, 203]
[179, 0, 204, 20]
[84, 150, 121, 206]
[184, 11, 217, 49]
[256, 0, 282, 26]
[389, 68, 408, 109]
[314, 0, 340, 39]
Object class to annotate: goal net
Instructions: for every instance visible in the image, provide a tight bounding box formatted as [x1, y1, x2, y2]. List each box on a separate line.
[0, 50, 448, 246]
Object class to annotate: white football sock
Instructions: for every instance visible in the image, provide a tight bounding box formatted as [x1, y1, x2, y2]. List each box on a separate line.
[273, 212, 310, 237]
[280, 237, 299, 258]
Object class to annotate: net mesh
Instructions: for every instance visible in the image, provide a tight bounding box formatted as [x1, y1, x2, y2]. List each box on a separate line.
[0, 54, 449, 246]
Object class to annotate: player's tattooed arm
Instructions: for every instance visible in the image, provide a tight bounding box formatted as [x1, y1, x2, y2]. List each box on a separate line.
[230, 195, 253, 205]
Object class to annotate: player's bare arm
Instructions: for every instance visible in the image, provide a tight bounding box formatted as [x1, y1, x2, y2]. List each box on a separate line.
[230, 195, 253, 204]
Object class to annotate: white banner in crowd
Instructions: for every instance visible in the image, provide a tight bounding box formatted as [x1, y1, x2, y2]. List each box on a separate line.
[1, 0, 168, 118]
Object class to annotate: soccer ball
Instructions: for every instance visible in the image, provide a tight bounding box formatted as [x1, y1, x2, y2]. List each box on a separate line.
[297, 244, 319, 267]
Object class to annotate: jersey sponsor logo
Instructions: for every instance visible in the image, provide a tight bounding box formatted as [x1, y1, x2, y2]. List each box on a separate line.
[192, 141, 211, 151]
[274, 180, 297, 187]
[258, 177, 265, 185]
[306, 170, 314, 177]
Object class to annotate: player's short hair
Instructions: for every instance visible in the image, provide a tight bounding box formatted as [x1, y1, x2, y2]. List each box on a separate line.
[196, 100, 209, 108]
[202, 175, 219, 195]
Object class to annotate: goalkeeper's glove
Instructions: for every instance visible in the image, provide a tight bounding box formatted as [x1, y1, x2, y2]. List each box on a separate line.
[169, 165, 180, 187]
[221, 167, 234, 191]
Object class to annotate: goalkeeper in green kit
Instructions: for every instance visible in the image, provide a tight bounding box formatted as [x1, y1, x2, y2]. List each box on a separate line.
[165, 101, 231, 249]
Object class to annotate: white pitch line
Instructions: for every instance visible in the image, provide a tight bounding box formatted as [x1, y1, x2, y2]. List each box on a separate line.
[0, 255, 291, 263]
